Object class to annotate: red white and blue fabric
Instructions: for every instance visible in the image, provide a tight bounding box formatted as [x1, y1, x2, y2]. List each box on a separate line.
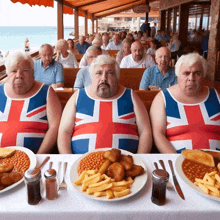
[162, 88, 220, 153]
[71, 88, 139, 154]
[0, 84, 49, 153]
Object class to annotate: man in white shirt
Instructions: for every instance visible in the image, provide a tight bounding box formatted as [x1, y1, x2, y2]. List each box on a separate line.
[106, 34, 122, 50]
[79, 38, 109, 68]
[101, 34, 109, 50]
[120, 41, 156, 68]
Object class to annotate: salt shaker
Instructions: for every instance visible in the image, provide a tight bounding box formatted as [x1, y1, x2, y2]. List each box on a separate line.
[24, 168, 42, 205]
[151, 169, 169, 206]
[44, 167, 58, 200]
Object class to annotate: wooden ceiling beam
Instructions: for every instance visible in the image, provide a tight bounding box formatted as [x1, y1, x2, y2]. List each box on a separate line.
[77, 0, 108, 9]
[95, 1, 144, 18]
[90, 0, 141, 14]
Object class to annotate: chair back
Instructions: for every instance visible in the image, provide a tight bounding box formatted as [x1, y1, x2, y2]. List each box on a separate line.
[63, 68, 80, 88]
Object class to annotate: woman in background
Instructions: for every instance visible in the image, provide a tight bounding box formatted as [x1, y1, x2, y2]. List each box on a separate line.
[24, 38, 30, 52]
[55, 39, 78, 68]
[116, 38, 132, 65]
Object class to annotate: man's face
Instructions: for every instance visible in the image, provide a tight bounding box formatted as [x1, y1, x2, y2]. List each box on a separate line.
[79, 36, 85, 45]
[113, 35, 120, 45]
[131, 43, 144, 62]
[87, 50, 102, 65]
[178, 62, 204, 96]
[40, 46, 53, 68]
[155, 48, 171, 70]
[92, 64, 118, 98]
[7, 60, 34, 95]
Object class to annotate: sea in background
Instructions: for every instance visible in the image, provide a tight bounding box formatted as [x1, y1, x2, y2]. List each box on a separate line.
[0, 26, 75, 56]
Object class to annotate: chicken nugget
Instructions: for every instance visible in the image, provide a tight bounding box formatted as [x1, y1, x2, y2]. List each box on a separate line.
[107, 162, 125, 182]
[125, 165, 144, 178]
[119, 155, 133, 170]
[104, 149, 121, 162]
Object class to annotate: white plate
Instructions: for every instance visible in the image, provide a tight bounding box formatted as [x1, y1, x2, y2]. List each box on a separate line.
[175, 150, 220, 202]
[0, 146, 37, 193]
[70, 148, 148, 201]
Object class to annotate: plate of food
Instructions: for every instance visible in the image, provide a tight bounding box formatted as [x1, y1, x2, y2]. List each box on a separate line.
[70, 148, 148, 201]
[175, 149, 220, 201]
[0, 146, 37, 193]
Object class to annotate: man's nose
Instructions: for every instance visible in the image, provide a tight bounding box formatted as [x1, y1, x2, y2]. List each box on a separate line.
[101, 73, 107, 81]
[16, 69, 24, 78]
[188, 73, 195, 80]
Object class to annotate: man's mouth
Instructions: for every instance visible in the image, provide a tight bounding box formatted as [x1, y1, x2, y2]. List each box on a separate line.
[98, 82, 110, 89]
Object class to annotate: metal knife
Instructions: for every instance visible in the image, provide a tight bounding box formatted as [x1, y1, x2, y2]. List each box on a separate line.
[168, 160, 185, 200]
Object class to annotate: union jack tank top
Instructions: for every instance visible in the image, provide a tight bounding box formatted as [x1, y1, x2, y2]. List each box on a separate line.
[162, 88, 220, 153]
[71, 88, 139, 154]
[0, 84, 49, 153]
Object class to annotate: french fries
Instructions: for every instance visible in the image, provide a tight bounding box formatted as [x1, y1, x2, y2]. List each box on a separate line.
[73, 169, 133, 199]
[194, 171, 220, 197]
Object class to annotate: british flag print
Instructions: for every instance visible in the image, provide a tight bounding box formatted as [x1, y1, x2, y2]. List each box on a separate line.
[0, 84, 49, 153]
[71, 88, 139, 154]
[163, 88, 220, 153]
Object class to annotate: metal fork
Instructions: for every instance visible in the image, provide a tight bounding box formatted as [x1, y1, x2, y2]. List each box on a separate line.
[59, 162, 67, 190]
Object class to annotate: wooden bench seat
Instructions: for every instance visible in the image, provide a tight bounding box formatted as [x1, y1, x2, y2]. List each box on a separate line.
[106, 50, 119, 58]
[63, 68, 145, 90]
[55, 88, 159, 112]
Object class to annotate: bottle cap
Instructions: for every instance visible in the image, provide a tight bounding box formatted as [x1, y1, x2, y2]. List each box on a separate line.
[152, 169, 169, 183]
[44, 169, 57, 179]
[25, 168, 41, 182]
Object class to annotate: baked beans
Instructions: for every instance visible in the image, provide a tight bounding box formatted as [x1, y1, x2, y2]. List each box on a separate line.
[0, 150, 30, 174]
[182, 159, 218, 183]
[77, 151, 106, 175]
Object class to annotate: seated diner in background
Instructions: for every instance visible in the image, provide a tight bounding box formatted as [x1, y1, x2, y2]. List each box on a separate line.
[116, 38, 132, 65]
[1, 52, 62, 153]
[139, 47, 177, 90]
[79, 38, 109, 68]
[75, 36, 91, 54]
[120, 40, 155, 68]
[67, 38, 78, 54]
[150, 53, 220, 153]
[55, 39, 78, 68]
[101, 34, 109, 50]
[58, 55, 152, 154]
[156, 30, 170, 46]
[34, 44, 64, 89]
[74, 46, 102, 90]
[105, 33, 122, 50]
[146, 39, 160, 55]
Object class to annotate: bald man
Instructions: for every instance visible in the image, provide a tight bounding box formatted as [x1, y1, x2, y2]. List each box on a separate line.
[139, 47, 177, 90]
[120, 41, 155, 68]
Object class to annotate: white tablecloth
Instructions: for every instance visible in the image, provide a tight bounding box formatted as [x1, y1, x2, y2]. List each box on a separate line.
[1, 154, 220, 220]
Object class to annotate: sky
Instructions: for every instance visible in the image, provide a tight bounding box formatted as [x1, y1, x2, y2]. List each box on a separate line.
[0, 0, 86, 26]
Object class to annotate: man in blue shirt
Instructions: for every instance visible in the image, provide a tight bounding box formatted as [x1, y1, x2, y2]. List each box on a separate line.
[139, 47, 177, 90]
[156, 31, 170, 45]
[74, 46, 102, 89]
[140, 21, 148, 34]
[75, 36, 91, 54]
[34, 44, 64, 88]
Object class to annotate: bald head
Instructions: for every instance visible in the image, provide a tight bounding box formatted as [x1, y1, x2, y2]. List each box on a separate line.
[131, 41, 144, 62]
[155, 47, 171, 71]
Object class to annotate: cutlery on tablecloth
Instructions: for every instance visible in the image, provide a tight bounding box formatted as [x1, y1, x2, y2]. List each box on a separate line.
[57, 161, 62, 184]
[158, 160, 174, 190]
[59, 162, 67, 190]
[168, 160, 185, 200]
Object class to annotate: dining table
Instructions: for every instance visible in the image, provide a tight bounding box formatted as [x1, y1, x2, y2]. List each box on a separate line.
[1, 153, 220, 220]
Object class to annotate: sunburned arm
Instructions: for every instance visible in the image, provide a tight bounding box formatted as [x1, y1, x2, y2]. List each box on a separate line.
[132, 91, 152, 153]
[57, 91, 78, 154]
[149, 92, 177, 153]
[37, 87, 62, 154]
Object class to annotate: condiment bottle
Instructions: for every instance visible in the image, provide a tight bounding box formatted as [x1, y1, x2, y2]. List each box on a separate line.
[24, 168, 42, 205]
[44, 167, 58, 200]
[151, 169, 169, 206]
